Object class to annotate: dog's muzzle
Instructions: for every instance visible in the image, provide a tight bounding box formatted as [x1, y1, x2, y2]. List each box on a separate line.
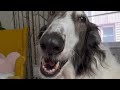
[39, 32, 67, 77]
[40, 32, 65, 56]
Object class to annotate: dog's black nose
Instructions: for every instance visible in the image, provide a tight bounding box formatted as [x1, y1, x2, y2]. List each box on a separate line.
[40, 32, 65, 55]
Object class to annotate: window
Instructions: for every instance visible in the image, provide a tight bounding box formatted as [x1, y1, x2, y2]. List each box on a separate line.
[100, 24, 115, 42]
[86, 11, 120, 42]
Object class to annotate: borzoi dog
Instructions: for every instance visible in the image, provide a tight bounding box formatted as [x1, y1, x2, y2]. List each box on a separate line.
[34, 11, 120, 79]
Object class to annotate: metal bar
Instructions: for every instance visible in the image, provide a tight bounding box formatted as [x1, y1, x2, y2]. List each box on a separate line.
[34, 12, 37, 31]
[14, 11, 17, 29]
[26, 11, 33, 79]
[31, 11, 37, 65]
[88, 11, 120, 18]
[26, 11, 30, 79]
[18, 11, 21, 29]
[38, 13, 48, 21]
[34, 12, 38, 65]
[47, 11, 50, 20]
[33, 12, 47, 21]
[38, 11, 41, 32]
[12, 11, 16, 29]
[43, 11, 45, 25]
[21, 11, 25, 28]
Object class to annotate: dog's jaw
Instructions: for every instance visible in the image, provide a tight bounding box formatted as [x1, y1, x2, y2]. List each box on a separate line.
[35, 58, 75, 79]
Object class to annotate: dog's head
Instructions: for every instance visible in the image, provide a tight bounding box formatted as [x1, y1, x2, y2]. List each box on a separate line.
[38, 11, 105, 79]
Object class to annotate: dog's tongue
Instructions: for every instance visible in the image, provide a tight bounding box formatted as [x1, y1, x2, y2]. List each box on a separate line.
[45, 62, 56, 70]
[49, 61, 56, 67]
[45, 58, 56, 67]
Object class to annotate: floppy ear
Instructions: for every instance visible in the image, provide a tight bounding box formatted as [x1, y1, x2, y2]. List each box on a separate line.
[38, 25, 47, 39]
[87, 23, 101, 47]
[86, 23, 101, 48]
[73, 22, 106, 76]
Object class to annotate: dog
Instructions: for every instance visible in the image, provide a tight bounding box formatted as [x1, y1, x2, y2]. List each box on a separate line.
[35, 11, 120, 79]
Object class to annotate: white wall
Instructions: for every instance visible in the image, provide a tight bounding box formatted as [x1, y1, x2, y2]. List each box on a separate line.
[85, 11, 120, 42]
[0, 11, 14, 29]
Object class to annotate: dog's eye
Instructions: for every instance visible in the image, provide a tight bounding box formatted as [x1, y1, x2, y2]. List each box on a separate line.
[50, 11, 55, 16]
[78, 16, 86, 23]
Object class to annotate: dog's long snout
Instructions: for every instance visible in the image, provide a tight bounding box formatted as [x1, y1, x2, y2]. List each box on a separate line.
[40, 32, 65, 55]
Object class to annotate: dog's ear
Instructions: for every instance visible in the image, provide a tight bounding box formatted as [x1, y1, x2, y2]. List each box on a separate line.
[86, 22, 101, 48]
[38, 25, 47, 39]
[73, 22, 105, 76]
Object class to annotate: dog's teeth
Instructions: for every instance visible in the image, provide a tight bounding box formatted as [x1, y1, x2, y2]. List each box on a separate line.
[42, 65, 45, 68]
[47, 70, 51, 74]
[55, 62, 59, 69]
[49, 70, 52, 73]
[52, 69, 55, 72]
[44, 67, 47, 71]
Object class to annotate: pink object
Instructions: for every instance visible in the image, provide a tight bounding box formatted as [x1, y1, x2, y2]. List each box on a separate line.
[0, 53, 5, 59]
[0, 52, 20, 73]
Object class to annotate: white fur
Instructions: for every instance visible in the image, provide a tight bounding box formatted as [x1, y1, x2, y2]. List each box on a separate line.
[35, 44, 120, 79]
[42, 11, 80, 61]
[64, 45, 120, 79]
[34, 11, 120, 79]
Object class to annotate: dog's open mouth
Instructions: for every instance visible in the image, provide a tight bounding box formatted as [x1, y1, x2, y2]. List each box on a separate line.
[40, 57, 67, 77]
